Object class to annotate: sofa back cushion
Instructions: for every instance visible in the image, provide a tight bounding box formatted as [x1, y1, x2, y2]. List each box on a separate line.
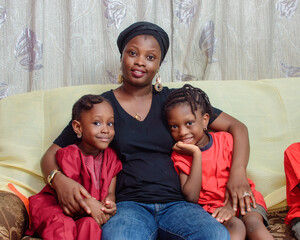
[0, 78, 299, 209]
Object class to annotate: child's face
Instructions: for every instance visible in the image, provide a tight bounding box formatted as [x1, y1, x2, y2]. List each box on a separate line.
[75, 101, 115, 156]
[121, 34, 161, 88]
[167, 103, 209, 148]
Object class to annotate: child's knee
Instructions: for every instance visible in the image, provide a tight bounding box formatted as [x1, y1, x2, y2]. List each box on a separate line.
[224, 217, 246, 239]
[76, 217, 100, 230]
[243, 212, 265, 232]
[76, 217, 102, 239]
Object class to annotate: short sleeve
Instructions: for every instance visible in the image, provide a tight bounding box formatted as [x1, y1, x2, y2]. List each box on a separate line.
[171, 151, 192, 176]
[56, 145, 81, 181]
[209, 107, 222, 125]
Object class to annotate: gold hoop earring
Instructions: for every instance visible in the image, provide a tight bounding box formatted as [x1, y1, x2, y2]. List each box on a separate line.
[118, 67, 123, 84]
[154, 72, 163, 92]
[76, 132, 82, 139]
[203, 127, 207, 131]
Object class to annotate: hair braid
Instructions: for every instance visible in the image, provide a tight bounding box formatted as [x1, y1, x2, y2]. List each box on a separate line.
[164, 84, 213, 117]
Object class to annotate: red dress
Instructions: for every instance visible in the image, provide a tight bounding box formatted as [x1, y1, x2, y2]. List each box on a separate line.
[171, 132, 267, 214]
[27, 145, 122, 240]
[284, 142, 300, 225]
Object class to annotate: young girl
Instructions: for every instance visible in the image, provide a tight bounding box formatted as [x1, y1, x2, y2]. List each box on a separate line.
[26, 94, 122, 239]
[165, 84, 273, 240]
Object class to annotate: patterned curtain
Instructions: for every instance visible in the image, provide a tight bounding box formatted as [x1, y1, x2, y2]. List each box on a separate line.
[0, 0, 299, 97]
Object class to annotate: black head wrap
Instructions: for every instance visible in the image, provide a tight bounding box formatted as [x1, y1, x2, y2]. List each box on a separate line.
[117, 21, 169, 64]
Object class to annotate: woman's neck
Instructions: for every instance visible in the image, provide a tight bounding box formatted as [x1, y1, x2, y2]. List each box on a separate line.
[119, 83, 153, 98]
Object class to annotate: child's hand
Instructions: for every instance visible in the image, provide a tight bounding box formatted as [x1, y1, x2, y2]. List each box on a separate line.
[173, 141, 201, 156]
[84, 197, 109, 226]
[211, 205, 236, 223]
[101, 198, 117, 217]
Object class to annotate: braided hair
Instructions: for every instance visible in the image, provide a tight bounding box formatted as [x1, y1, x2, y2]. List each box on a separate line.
[72, 94, 112, 121]
[164, 84, 213, 118]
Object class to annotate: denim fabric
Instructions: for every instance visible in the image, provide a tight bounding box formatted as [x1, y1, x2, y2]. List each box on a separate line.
[102, 201, 230, 240]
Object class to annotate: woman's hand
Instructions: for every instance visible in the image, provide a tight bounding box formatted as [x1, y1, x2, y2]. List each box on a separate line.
[209, 112, 256, 215]
[52, 172, 92, 216]
[224, 168, 256, 215]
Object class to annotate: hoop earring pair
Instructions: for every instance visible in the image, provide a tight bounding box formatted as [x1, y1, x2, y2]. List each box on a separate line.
[154, 72, 163, 92]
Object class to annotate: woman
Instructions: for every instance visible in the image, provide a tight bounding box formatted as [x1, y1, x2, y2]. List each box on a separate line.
[41, 21, 253, 239]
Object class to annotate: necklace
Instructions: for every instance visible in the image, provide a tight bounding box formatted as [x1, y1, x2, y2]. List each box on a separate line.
[130, 104, 142, 121]
[134, 113, 142, 121]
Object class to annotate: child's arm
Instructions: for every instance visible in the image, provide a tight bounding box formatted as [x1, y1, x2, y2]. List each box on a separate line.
[173, 141, 202, 203]
[209, 112, 256, 214]
[83, 197, 108, 226]
[82, 177, 118, 226]
[101, 176, 117, 217]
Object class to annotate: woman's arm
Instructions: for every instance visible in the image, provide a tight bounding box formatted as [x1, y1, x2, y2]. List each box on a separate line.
[41, 143, 91, 216]
[209, 112, 256, 215]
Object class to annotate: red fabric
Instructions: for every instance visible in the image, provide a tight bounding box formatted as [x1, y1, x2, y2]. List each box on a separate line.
[284, 142, 300, 225]
[26, 145, 122, 239]
[171, 132, 267, 214]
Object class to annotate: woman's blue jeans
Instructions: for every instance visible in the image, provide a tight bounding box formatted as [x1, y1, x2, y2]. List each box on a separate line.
[102, 201, 230, 240]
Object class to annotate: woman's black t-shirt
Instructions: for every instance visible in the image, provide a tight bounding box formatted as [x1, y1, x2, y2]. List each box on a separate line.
[54, 86, 222, 203]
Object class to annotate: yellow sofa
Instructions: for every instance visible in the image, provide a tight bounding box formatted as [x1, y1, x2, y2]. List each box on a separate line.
[0, 78, 299, 239]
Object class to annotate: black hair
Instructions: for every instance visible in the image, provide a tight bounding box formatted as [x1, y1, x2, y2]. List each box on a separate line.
[72, 94, 111, 121]
[164, 84, 213, 118]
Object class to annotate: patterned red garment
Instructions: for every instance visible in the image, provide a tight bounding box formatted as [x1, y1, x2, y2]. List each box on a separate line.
[284, 142, 300, 225]
[26, 145, 122, 239]
[171, 132, 267, 214]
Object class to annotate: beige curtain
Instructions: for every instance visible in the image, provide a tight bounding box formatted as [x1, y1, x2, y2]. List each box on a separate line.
[0, 0, 300, 97]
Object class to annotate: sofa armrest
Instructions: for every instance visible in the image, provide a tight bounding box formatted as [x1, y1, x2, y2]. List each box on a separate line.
[0, 191, 29, 240]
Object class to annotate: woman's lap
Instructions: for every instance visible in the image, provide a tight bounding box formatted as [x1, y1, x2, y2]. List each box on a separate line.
[102, 201, 230, 240]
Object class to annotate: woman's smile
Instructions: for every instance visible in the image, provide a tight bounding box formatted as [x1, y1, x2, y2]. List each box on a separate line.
[131, 68, 146, 78]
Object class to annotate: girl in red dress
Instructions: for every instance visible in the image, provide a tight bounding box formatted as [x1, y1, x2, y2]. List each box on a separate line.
[284, 142, 300, 240]
[26, 95, 122, 240]
[164, 84, 273, 240]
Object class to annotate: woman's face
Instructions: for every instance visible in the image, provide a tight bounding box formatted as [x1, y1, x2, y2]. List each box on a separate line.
[121, 34, 161, 88]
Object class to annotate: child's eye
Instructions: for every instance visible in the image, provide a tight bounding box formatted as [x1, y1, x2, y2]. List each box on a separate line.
[108, 122, 114, 127]
[94, 122, 101, 126]
[186, 121, 193, 126]
[147, 55, 155, 61]
[170, 125, 178, 129]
